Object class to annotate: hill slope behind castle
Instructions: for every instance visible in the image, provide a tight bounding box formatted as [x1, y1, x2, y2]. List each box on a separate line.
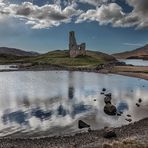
[0, 47, 39, 56]
[112, 44, 148, 59]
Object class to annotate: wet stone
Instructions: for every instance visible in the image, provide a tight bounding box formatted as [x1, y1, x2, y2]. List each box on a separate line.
[138, 98, 142, 103]
[104, 104, 117, 116]
[127, 114, 131, 117]
[125, 118, 132, 122]
[102, 88, 106, 92]
[104, 96, 111, 104]
[88, 127, 91, 132]
[78, 120, 90, 129]
[136, 103, 140, 107]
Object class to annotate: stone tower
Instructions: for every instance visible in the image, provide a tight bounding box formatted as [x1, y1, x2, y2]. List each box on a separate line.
[69, 31, 86, 58]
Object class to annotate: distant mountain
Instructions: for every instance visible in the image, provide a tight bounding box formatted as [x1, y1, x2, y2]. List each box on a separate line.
[112, 44, 148, 59]
[0, 47, 39, 56]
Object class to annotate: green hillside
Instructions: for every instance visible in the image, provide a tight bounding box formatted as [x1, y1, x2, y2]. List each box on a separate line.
[0, 50, 116, 68]
[21, 50, 116, 68]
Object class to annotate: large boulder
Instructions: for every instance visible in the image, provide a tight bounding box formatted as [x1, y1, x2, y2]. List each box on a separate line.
[104, 104, 117, 116]
[103, 128, 117, 138]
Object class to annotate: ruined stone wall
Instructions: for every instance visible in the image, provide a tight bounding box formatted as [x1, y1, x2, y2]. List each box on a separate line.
[79, 43, 86, 56]
[69, 31, 86, 58]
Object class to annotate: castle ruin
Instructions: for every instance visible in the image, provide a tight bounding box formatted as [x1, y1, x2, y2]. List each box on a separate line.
[69, 31, 86, 58]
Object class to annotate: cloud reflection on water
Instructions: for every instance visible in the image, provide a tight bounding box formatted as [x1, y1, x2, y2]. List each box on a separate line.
[0, 71, 147, 137]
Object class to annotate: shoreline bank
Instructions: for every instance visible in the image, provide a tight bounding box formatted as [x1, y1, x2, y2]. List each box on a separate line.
[0, 65, 148, 81]
[0, 118, 147, 148]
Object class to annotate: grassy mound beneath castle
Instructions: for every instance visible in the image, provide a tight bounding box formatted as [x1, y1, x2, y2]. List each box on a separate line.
[19, 50, 116, 68]
[0, 50, 116, 69]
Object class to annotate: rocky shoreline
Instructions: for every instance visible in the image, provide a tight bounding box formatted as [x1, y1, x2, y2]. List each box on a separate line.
[0, 63, 147, 147]
[0, 62, 148, 81]
[0, 118, 147, 148]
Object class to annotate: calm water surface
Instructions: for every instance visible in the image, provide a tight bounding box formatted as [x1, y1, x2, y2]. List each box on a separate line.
[0, 71, 147, 137]
[119, 59, 148, 66]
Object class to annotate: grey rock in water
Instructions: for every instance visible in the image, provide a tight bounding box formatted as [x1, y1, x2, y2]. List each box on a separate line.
[136, 103, 140, 107]
[78, 120, 90, 129]
[138, 98, 142, 103]
[102, 88, 106, 92]
[104, 104, 117, 116]
[127, 114, 131, 117]
[104, 96, 112, 104]
[125, 118, 132, 122]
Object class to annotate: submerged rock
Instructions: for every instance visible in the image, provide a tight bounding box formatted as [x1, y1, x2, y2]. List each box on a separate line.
[78, 120, 90, 129]
[138, 98, 142, 103]
[104, 104, 117, 116]
[127, 114, 131, 117]
[136, 103, 140, 107]
[125, 118, 132, 122]
[102, 88, 106, 92]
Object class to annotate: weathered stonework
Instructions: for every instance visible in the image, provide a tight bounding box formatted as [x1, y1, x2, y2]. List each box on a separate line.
[69, 31, 86, 58]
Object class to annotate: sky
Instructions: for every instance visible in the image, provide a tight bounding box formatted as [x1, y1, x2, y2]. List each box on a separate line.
[0, 0, 148, 54]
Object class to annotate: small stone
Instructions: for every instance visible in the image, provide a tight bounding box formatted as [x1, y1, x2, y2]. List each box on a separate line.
[94, 99, 96, 101]
[104, 96, 112, 104]
[102, 88, 106, 92]
[125, 118, 132, 122]
[100, 92, 104, 95]
[104, 126, 108, 129]
[88, 127, 91, 132]
[138, 98, 142, 103]
[127, 114, 131, 117]
[104, 104, 117, 116]
[136, 103, 140, 107]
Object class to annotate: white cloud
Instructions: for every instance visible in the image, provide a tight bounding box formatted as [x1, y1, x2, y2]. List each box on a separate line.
[0, 1, 82, 29]
[0, 0, 148, 29]
[125, 0, 148, 29]
[76, 3, 124, 25]
[76, 0, 148, 29]
[123, 43, 143, 46]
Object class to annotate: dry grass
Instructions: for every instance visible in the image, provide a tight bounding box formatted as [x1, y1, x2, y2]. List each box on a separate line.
[112, 66, 148, 72]
[102, 138, 148, 148]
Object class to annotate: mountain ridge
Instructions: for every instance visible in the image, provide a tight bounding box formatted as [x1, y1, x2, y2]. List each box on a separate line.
[0, 47, 39, 56]
[112, 44, 148, 59]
